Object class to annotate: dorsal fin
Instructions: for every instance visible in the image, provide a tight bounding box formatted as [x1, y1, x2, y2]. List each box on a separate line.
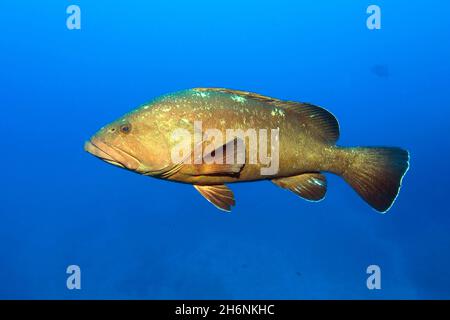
[194, 88, 282, 104]
[280, 102, 340, 143]
[193, 88, 340, 143]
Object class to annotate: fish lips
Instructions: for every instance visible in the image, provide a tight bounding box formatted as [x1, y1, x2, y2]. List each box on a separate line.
[84, 138, 140, 171]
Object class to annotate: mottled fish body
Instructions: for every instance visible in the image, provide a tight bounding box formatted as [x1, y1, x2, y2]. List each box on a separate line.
[85, 88, 409, 212]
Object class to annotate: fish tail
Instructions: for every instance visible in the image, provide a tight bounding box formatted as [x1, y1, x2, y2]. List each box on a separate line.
[336, 147, 410, 213]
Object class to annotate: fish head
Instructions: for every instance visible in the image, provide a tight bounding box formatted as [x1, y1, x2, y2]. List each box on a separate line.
[84, 109, 172, 174]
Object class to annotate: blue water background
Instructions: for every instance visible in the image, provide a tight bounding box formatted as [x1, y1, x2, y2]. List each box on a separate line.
[1, 0, 449, 299]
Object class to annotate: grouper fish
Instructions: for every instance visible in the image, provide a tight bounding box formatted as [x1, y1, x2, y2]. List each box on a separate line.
[84, 88, 409, 213]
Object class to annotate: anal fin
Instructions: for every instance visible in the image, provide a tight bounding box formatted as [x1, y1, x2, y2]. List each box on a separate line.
[194, 184, 235, 212]
[272, 173, 327, 202]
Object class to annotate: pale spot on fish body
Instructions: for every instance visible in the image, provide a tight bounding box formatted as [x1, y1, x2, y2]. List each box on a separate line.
[231, 95, 246, 103]
[193, 91, 209, 98]
[271, 108, 285, 117]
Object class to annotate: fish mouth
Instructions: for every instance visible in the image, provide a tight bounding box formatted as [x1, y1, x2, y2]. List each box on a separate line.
[84, 138, 139, 170]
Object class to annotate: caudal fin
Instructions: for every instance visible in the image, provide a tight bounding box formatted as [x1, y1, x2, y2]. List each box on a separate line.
[340, 147, 410, 213]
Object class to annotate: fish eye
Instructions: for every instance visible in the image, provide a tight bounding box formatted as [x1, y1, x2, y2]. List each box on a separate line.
[120, 123, 132, 134]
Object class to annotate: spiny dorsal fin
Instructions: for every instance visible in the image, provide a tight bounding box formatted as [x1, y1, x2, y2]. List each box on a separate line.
[272, 173, 327, 202]
[194, 88, 339, 143]
[194, 184, 235, 212]
[194, 88, 282, 104]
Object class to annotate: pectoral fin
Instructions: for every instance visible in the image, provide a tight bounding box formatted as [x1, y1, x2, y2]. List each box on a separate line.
[182, 137, 246, 177]
[194, 184, 235, 212]
[272, 173, 327, 202]
[150, 137, 245, 179]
